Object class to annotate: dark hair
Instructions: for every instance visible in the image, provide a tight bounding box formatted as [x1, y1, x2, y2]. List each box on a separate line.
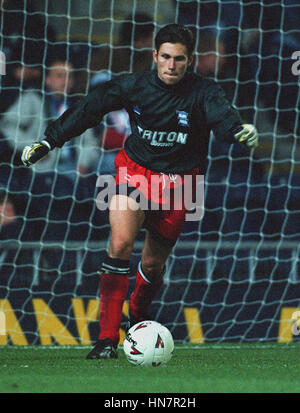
[154, 24, 195, 57]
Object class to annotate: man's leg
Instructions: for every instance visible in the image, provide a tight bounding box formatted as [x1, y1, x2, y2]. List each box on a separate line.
[129, 231, 173, 326]
[86, 195, 144, 359]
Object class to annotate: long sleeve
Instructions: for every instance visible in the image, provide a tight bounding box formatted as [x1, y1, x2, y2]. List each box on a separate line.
[44, 77, 127, 149]
[203, 82, 242, 143]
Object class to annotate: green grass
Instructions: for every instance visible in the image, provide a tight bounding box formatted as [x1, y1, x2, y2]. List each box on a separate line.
[0, 343, 300, 393]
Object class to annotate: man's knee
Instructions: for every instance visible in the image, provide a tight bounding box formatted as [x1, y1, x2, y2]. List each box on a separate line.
[141, 257, 165, 283]
[109, 236, 134, 260]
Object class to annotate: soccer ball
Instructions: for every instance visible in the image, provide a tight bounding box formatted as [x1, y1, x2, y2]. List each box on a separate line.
[123, 320, 174, 367]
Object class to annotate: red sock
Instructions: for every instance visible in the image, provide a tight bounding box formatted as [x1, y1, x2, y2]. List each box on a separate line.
[129, 263, 163, 321]
[98, 273, 129, 344]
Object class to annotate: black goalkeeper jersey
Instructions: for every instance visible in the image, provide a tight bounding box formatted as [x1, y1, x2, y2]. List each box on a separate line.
[44, 70, 242, 174]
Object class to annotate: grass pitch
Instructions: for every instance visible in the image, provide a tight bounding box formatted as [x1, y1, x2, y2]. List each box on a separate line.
[0, 343, 299, 394]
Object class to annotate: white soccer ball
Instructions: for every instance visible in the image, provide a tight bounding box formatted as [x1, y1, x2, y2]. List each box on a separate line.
[123, 320, 174, 367]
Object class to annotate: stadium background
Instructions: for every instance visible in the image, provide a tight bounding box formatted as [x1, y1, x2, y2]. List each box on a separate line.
[0, 0, 300, 346]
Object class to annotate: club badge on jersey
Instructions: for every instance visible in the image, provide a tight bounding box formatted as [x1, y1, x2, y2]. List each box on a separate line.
[176, 110, 189, 127]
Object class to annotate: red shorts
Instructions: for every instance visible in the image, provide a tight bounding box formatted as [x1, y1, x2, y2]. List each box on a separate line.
[114, 149, 199, 246]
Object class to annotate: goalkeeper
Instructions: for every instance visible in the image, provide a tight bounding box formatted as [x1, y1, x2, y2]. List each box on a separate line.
[21, 24, 258, 359]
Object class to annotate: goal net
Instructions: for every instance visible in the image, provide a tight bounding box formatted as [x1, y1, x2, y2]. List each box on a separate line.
[1, 0, 300, 346]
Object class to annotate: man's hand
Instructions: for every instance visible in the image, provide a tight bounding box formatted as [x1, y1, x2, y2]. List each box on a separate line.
[21, 140, 51, 166]
[234, 124, 259, 149]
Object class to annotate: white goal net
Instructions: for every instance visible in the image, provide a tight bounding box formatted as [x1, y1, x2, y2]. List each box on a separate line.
[0, 0, 300, 346]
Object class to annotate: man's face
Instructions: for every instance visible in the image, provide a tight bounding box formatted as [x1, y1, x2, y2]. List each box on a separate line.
[0, 201, 16, 226]
[45, 61, 74, 96]
[153, 42, 193, 85]
[196, 43, 225, 76]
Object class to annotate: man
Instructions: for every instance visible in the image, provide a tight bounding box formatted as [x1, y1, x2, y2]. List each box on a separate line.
[1, 59, 99, 175]
[21, 24, 258, 359]
[0, 0, 56, 113]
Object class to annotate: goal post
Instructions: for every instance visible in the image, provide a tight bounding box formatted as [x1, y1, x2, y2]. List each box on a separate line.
[0, 0, 300, 346]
